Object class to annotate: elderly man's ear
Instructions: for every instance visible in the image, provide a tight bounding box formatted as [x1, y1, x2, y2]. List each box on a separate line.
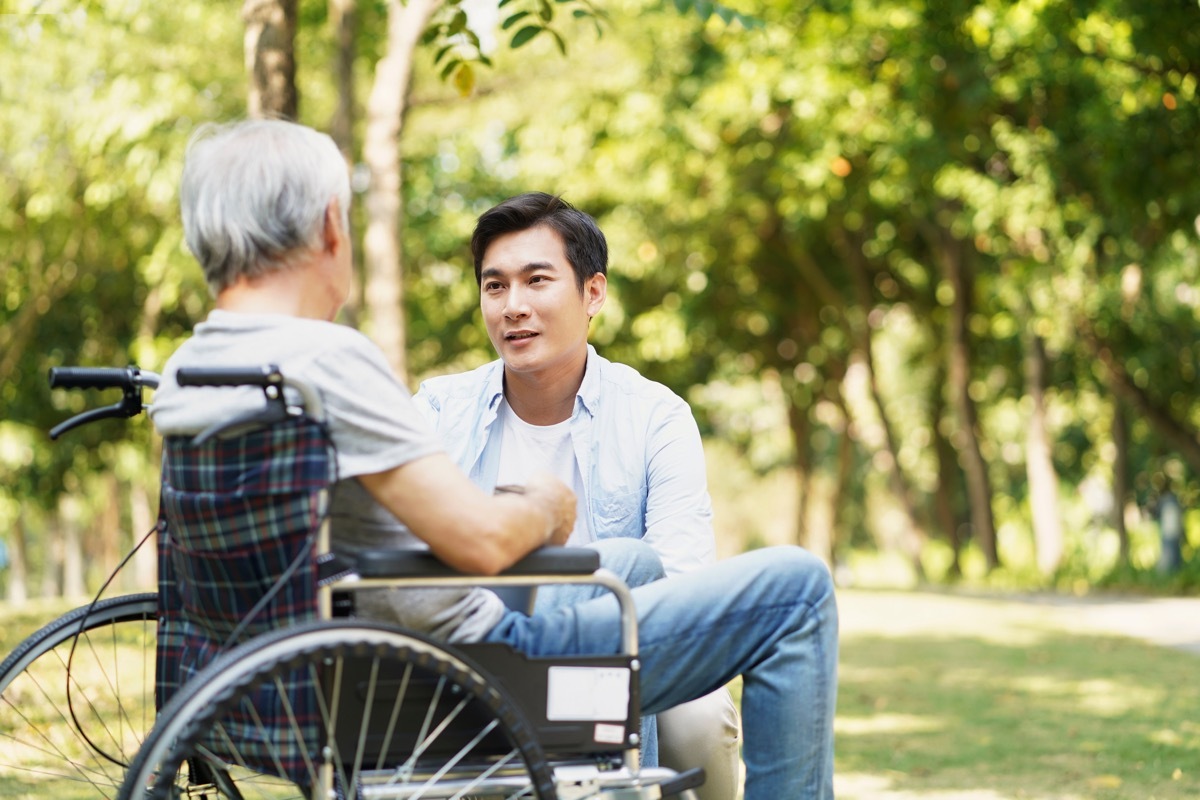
[322, 198, 348, 254]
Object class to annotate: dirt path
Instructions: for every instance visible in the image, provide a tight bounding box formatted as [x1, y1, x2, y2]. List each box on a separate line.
[838, 588, 1200, 656]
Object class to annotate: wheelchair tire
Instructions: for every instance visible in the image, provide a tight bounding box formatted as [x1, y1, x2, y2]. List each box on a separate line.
[119, 620, 557, 800]
[0, 592, 158, 796]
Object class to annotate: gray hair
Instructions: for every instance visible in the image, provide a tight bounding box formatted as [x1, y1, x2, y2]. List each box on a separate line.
[180, 119, 351, 295]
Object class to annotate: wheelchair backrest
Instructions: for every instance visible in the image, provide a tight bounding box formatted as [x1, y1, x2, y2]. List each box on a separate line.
[155, 415, 337, 781]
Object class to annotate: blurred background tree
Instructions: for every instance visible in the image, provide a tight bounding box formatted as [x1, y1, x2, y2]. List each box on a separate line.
[1, 0, 1197, 602]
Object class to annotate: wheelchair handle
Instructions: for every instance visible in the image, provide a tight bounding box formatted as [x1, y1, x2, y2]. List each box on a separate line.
[48, 366, 160, 391]
[176, 365, 283, 388]
[47, 366, 160, 440]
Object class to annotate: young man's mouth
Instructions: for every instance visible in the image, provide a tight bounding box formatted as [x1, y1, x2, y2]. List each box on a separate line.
[506, 331, 538, 341]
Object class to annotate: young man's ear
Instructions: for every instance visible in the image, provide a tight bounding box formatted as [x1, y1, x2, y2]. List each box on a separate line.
[585, 272, 607, 319]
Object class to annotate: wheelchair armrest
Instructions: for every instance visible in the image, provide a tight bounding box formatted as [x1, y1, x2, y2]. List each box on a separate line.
[350, 546, 601, 579]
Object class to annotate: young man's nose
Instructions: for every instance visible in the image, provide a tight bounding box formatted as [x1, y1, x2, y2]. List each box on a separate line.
[503, 288, 531, 318]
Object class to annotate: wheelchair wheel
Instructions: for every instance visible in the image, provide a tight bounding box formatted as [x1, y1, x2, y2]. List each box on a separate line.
[120, 620, 556, 800]
[0, 592, 158, 797]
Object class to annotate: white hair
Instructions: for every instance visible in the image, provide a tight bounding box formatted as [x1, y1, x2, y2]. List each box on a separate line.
[180, 119, 351, 295]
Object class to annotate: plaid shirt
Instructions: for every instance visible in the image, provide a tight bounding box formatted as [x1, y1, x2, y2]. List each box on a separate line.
[156, 416, 337, 785]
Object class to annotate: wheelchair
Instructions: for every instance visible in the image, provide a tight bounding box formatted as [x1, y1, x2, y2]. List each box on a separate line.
[1, 364, 705, 800]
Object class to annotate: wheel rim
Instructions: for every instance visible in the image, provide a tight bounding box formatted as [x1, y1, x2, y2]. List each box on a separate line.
[124, 623, 556, 800]
[0, 594, 158, 798]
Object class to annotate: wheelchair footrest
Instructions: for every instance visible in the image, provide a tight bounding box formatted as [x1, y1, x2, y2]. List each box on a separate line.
[656, 766, 706, 798]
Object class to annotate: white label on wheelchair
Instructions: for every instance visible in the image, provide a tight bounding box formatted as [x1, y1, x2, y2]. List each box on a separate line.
[546, 666, 631, 721]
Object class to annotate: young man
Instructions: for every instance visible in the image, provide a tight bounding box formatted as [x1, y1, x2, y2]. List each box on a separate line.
[410, 193, 815, 799]
[154, 120, 838, 800]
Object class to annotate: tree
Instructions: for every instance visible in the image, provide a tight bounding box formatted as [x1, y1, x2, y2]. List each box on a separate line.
[0, 3, 243, 598]
[244, 0, 299, 118]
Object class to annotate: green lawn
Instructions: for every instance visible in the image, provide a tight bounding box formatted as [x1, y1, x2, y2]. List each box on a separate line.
[833, 589, 1200, 799]
[3, 589, 1198, 799]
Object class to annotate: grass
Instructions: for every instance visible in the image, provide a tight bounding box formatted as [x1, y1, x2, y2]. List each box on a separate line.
[833, 589, 1200, 799]
[3, 589, 1199, 799]
[1, 597, 155, 800]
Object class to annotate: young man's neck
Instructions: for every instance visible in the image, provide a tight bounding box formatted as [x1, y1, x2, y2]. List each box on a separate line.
[502, 352, 587, 426]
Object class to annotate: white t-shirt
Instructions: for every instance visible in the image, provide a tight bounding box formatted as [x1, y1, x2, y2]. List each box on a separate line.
[150, 310, 507, 643]
[493, 398, 592, 547]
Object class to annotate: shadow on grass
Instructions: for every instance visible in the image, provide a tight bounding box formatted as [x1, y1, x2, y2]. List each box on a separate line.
[836, 630, 1200, 799]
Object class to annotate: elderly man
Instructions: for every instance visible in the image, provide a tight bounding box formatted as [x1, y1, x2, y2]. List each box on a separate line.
[152, 119, 839, 800]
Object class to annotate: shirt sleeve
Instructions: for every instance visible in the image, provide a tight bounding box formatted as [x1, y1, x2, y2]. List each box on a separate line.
[307, 333, 444, 479]
[640, 399, 716, 576]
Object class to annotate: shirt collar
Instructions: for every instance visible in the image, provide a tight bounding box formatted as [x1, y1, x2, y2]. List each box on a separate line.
[577, 344, 601, 417]
[484, 344, 601, 418]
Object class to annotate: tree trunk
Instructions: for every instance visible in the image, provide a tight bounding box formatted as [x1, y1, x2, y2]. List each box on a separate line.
[1083, 326, 1200, 476]
[930, 362, 963, 576]
[7, 511, 29, 604]
[362, 0, 442, 380]
[828, 387, 856, 572]
[129, 479, 158, 591]
[243, 0, 298, 120]
[832, 228, 927, 574]
[59, 494, 86, 600]
[329, 0, 363, 328]
[1024, 332, 1063, 575]
[941, 235, 998, 569]
[329, 0, 357, 157]
[1111, 398, 1131, 563]
[98, 473, 122, 584]
[786, 397, 815, 554]
[42, 512, 61, 598]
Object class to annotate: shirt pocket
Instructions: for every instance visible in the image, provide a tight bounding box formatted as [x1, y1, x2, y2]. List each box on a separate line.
[592, 488, 644, 540]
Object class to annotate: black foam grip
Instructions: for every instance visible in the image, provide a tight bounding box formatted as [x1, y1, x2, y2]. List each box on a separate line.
[48, 367, 133, 390]
[176, 365, 281, 388]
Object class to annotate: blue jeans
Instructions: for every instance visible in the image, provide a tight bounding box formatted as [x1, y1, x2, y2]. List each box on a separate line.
[534, 539, 667, 767]
[486, 545, 838, 800]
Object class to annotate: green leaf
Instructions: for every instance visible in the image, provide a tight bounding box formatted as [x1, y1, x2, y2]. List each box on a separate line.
[419, 25, 442, 46]
[434, 44, 453, 65]
[510, 25, 542, 48]
[452, 62, 475, 97]
[538, 0, 553, 22]
[502, 11, 531, 30]
[549, 27, 567, 56]
[440, 58, 460, 81]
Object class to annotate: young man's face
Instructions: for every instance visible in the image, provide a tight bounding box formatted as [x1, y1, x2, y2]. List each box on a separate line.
[479, 225, 605, 381]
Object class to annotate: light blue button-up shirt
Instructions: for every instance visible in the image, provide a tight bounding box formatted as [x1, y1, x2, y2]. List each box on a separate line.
[413, 345, 715, 576]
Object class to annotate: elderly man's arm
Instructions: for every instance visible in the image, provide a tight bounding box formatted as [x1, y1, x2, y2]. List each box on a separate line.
[358, 454, 574, 575]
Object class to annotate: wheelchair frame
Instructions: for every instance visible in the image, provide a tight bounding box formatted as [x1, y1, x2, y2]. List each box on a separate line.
[0, 365, 704, 800]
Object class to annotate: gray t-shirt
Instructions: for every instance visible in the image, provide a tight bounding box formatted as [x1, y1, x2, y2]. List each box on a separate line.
[150, 310, 507, 643]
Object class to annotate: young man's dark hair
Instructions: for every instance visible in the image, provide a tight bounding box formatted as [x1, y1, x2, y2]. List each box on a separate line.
[470, 192, 608, 290]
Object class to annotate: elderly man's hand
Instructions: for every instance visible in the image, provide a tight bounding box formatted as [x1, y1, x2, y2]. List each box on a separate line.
[518, 472, 576, 546]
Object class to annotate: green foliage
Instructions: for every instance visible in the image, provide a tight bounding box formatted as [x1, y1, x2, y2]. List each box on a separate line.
[0, 2, 242, 545]
[400, 0, 1200, 573]
[4, 0, 1200, 596]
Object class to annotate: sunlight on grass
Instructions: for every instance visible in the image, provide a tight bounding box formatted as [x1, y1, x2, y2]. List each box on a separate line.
[836, 771, 1092, 799]
[837, 589, 1200, 799]
[837, 713, 949, 736]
